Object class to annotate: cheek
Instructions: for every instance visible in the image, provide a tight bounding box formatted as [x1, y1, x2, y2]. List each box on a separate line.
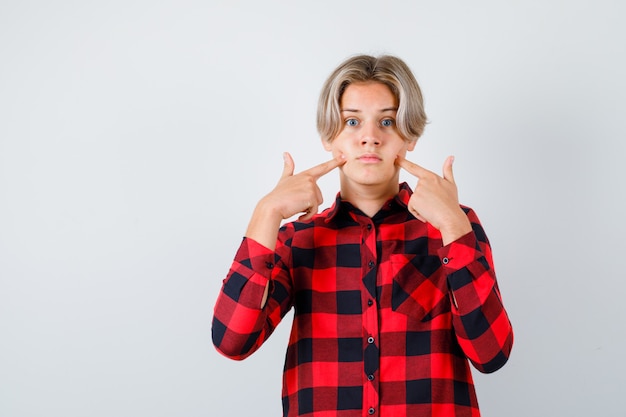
[396, 141, 413, 156]
[396, 148, 408, 158]
[327, 141, 349, 157]
[330, 147, 344, 159]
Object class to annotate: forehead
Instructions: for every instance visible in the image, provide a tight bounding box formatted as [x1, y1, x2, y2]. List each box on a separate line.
[340, 81, 398, 109]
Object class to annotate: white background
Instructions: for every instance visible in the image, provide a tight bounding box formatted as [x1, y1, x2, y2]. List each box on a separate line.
[1, 1, 625, 416]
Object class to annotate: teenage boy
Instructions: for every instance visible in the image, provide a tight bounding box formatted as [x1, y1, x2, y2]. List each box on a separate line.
[212, 54, 513, 417]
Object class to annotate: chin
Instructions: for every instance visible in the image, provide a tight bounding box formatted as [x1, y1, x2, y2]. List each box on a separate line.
[348, 172, 398, 187]
[341, 163, 398, 183]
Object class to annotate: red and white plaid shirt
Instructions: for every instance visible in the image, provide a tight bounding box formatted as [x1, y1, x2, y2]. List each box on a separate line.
[213, 183, 513, 417]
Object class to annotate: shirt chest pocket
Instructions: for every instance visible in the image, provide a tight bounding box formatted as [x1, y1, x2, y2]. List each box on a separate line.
[389, 253, 450, 322]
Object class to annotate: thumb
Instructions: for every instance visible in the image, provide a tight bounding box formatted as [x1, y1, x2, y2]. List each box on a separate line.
[281, 152, 295, 179]
[442, 155, 455, 183]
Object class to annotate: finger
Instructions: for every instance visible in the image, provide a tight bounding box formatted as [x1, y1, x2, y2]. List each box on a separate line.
[408, 206, 427, 223]
[304, 154, 346, 179]
[280, 152, 295, 179]
[298, 202, 317, 222]
[298, 212, 314, 222]
[395, 155, 431, 178]
[314, 186, 324, 209]
[442, 155, 455, 183]
[298, 183, 324, 222]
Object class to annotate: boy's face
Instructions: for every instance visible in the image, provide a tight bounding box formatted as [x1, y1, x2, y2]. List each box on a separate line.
[323, 81, 416, 190]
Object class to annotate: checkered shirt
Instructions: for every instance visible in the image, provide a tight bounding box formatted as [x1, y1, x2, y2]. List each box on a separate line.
[212, 183, 513, 417]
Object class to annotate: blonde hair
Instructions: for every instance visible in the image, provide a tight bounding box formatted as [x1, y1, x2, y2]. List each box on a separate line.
[317, 54, 427, 143]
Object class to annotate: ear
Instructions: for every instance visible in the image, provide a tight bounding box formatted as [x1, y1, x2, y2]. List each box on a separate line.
[321, 138, 333, 152]
[406, 139, 417, 152]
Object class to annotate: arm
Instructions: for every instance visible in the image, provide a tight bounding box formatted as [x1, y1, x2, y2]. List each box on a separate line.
[438, 208, 514, 373]
[211, 235, 293, 360]
[211, 153, 344, 360]
[397, 155, 513, 372]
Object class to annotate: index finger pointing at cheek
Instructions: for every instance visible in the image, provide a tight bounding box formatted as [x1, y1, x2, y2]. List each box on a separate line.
[305, 155, 346, 179]
[395, 155, 429, 178]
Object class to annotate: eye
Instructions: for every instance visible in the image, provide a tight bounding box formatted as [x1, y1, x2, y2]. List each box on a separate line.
[380, 118, 395, 127]
[345, 118, 359, 127]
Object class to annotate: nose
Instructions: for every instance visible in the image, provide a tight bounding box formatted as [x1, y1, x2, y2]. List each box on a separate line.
[360, 122, 381, 146]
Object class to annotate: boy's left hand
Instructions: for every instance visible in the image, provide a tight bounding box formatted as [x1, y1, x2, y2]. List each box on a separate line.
[396, 155, 472, 245]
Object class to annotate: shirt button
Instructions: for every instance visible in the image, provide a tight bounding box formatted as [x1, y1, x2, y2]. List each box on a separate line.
[368, 374, 375, 381]
[368, 299, 373, 306]
[367, 224, 372, 230]
[265, 262, 274, 268]
[367, 336, 374, 344]
[368, 260, 375, 268]
[368, 407, 375, 415]
[442, 257, 449, 265]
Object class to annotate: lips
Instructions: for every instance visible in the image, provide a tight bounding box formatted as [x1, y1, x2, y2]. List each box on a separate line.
[357, 153, 382, 163]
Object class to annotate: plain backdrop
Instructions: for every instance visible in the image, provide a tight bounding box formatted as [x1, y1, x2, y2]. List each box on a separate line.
[1, 1, 625, 416]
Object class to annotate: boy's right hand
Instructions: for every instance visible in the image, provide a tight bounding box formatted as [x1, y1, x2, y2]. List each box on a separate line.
[261, 152, 345, 222]
[245, 152, 345, 251]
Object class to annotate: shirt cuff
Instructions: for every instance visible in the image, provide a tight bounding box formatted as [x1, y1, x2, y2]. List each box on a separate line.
[234, 237, 277, 281]
[437, 231, 481, 272]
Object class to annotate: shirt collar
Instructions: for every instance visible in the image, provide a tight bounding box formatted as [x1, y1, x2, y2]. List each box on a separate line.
[324, 182, 413, 223]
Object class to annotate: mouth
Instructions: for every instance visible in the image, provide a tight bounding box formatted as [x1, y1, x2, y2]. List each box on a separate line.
[357, 153, 382, 163]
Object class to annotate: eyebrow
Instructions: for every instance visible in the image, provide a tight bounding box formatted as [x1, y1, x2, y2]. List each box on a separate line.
[340, 107, 398, 113]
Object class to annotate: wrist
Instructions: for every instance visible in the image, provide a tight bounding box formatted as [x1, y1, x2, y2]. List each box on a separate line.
[439, 212, 472, 246]
[244, 198, 285, 251]
[255, 196, 285, 221]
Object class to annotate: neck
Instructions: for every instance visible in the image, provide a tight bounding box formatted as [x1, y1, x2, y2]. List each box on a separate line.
[339, 176, 400, 218]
